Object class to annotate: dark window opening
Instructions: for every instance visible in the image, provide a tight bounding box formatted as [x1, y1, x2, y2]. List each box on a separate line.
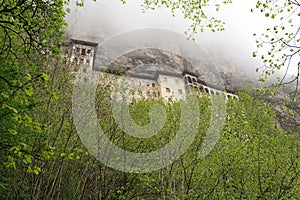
[86, 59, 90, 64]
[152, 83, 155, 87]
[199, 86, 204, 93]
[81, 49, 86, 55]
[166, 88, 170, 93]
[76, 47, 80, 53]
[178, 89, 183, 94]
[87, 49, 91, 54]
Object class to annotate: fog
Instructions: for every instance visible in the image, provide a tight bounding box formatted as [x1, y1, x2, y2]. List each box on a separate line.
[65, 0, 279, 84]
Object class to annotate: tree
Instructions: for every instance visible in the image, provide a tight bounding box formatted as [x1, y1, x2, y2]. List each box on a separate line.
[0, 0, 68, 197]
[252, 0, 300, 100]
[1, 0, 299, 199]
[141, 0, 233, 38]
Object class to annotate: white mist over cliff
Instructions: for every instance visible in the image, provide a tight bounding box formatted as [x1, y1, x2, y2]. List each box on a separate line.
[65, 0, 278, 84]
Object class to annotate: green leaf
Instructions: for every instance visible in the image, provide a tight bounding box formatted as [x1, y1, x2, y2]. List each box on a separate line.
[41, 73, 49, 81]
[33, 167, 41, 175]
[24, 88, 33, 96]
[4, 156, 16, 169]
[8, 129, 18, 135]
[23, 155, 32, 164]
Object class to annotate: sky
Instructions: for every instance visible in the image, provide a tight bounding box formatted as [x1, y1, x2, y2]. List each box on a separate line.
[65, 0, 279, 81]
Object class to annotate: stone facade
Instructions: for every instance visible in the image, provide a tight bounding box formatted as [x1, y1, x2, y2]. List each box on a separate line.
[67, 39, 238, 101]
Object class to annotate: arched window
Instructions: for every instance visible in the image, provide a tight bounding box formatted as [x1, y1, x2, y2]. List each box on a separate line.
[199, 86, 204, 93]
[205, 88, 209, 94]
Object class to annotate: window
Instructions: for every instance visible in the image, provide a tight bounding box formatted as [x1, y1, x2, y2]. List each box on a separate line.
[76, 47, 80, 53]
[87, 49, 91, 54]
[80, 58, 84, 63]
[158, 92, 160, 97]
[86, 59, 90, 64]
[178, 89, 183, 94]
[147, 91, 150, 97]
[166, 88, 170, 93]
[152, 83, 155, 87]
[81, 49, 86, 55]
[199, 86, 204, 93]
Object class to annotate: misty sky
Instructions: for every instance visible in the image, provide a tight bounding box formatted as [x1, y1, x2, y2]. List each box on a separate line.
[65, 0, 279, 80]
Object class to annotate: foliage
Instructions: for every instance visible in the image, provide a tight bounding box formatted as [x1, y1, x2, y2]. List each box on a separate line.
[141, 0, 233, 40]
[0, 0, 299, 199]
[0, 0, 68, 197]
[252, 0, 300, 99]
[2, 52, 300, 199]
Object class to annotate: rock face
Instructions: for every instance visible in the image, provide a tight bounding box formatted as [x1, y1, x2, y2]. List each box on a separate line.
[261, 90, 300, 134]
[104, 48, 255, 93]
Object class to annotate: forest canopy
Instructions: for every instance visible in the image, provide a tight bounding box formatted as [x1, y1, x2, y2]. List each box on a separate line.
[0, 0, 299, 199]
